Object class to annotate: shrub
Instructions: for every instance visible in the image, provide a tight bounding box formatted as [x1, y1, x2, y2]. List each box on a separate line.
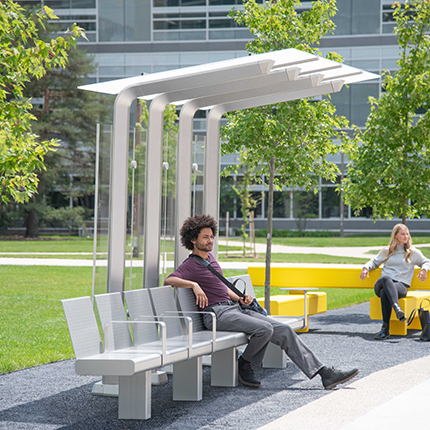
[254, 229, 339, 238]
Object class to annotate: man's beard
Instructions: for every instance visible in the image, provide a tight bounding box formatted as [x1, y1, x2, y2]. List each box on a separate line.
[195, 241, 212, 252]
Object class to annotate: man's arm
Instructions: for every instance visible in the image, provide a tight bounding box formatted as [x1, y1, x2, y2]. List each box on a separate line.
[164, 276, 208, 308]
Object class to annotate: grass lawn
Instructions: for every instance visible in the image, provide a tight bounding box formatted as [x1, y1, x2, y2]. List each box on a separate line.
[0, 266, 91, 374]
[2, 264, 375, 375]
[2, 234, 427, 374]
[219, 253, 368, 264]
[254, 235, 430, 247]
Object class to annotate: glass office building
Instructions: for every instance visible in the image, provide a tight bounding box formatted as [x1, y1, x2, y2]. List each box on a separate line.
[19, 0, 428, 233]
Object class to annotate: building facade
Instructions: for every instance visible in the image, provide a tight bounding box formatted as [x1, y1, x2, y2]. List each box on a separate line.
[19, 0, 429, 233]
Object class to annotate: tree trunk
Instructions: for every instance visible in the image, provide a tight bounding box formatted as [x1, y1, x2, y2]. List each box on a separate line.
[25, 210, 39, 238]
[340, 152, 345, 237]
[264, 156, 275, 315]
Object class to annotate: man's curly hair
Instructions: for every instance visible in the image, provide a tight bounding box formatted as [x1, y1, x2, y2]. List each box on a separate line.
[180, 214, 218, 250]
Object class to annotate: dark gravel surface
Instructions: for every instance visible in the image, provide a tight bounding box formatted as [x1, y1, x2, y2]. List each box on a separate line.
[1, 302, 429, 430]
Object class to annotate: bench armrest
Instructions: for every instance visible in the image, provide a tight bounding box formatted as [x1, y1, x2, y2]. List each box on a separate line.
[134, 314, 194, 355]
[165, 310, 217, 351]
[104, 320, 167, 360]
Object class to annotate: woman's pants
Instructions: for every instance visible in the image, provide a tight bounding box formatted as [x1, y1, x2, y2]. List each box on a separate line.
[374, 276, 408, 324]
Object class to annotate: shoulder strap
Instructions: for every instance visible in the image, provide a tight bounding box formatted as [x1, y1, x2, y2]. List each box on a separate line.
[190, 254, 245, 298]
[407, 308, 418, 326]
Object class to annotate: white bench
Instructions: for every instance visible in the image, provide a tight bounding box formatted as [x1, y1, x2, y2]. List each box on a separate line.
[62, 277, 308, 419]
[96, 291, 211, 402]
[62, 296, 163, 420]
[126, 286, 249, 388]
[63, 292, 215, 420]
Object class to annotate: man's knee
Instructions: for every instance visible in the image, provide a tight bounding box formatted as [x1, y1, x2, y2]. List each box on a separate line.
[255, 322, 274, 340]
[272, 323, 296, 344]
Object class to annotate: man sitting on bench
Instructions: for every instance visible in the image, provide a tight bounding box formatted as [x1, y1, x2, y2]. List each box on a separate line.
[165, 214, 359, 390]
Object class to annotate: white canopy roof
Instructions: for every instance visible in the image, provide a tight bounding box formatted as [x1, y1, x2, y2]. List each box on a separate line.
[79, 48, 379, 293]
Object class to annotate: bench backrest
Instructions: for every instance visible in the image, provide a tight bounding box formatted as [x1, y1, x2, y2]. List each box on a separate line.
[94, 292, 132, 350]
[226, 274, 257, 298]
[149, 286, 184, 338]
[61, 296, 103, 359]
[175, 287, 205, 332]
[123, 289, 159, 344]
[248, 266, 382, 289]
[248, 266, 430, 290]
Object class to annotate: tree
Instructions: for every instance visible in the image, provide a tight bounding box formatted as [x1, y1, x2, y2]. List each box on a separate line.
[222, 0, 348, 313]
[227, 158, 257, 256]
[131, 101, 179, 256]
[0, 0, 85, 204]
[343, 0, 430, 225]
[18, 43, 112, 237]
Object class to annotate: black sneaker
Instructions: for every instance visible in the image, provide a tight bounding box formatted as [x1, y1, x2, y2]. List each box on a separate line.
[319, 366, 359, 390]
[238, 356, 261, 388]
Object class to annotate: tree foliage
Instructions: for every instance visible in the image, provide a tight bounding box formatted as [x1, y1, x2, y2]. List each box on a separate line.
[135, 100, 179, 198]
[231, 158, 257, 256]
[222, 0, 348, 311]
[222, 99, 348, 191]
[223, 0, 347, 192]
[0, 0, 85, 204]
[18, 45, 112, 237]
[343, 0, 430, 224]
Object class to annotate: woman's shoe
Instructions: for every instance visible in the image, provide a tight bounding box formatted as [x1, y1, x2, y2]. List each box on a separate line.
[393, 303, 406, 321]
[374, 323, 390, 340]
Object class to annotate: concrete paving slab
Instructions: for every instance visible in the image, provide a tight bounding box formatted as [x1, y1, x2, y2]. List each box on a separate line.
[256, 355, 430, 430]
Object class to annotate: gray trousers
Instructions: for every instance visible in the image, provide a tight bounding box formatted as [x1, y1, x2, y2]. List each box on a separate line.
[203, 303, 323, 379]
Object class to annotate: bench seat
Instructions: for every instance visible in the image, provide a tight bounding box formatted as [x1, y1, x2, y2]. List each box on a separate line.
[75, 349, 162, 376]
[256, 292, 327, 332]
[370, 290, 430, 335]
[257, 292, 327, 315]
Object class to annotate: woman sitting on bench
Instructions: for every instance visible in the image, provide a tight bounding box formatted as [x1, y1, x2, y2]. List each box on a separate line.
[360, 224, 430, 340]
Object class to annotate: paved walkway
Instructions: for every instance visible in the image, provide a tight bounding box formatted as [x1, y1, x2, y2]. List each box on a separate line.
[0, 243, 384, 268]
[1, 302, 429, 429]
[2, 243, 430, 268]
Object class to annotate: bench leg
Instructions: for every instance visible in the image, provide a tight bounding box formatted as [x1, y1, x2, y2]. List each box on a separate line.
[211, 347, 238, 387]
[173, 357, 202, 401]
[118, 371, 151, 420]
[92, 375, 119, 397]
[295, 316, 309, 333]
[262, 342, 287, 369]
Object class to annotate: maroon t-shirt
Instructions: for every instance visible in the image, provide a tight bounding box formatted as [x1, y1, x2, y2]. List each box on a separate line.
[166, 253, 230, 308]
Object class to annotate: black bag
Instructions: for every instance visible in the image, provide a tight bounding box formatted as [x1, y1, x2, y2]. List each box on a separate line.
[191, 254, 267, 316]
[407, 298, 430, 341]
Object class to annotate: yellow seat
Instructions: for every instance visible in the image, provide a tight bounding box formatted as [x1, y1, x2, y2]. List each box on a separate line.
[370, 291, 430, 335]
[256, 292, 327, 332]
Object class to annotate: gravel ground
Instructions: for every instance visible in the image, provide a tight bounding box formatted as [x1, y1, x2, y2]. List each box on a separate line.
[1, 302, 429, 430]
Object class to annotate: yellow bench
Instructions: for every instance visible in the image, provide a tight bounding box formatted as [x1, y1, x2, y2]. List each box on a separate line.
[256, 291, 327, 332]
[249, 266, 430, 336]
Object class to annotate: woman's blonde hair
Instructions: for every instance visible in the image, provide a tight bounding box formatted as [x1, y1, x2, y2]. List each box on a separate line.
[385, 223, 413, 263]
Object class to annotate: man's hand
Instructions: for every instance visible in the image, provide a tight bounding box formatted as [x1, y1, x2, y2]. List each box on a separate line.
[418, 269, 427, 282]
[239, 294, 253, 306]
[164, 276, 208, 308]
[360, 267, 369, 281]
[192, 283, 208, 308]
